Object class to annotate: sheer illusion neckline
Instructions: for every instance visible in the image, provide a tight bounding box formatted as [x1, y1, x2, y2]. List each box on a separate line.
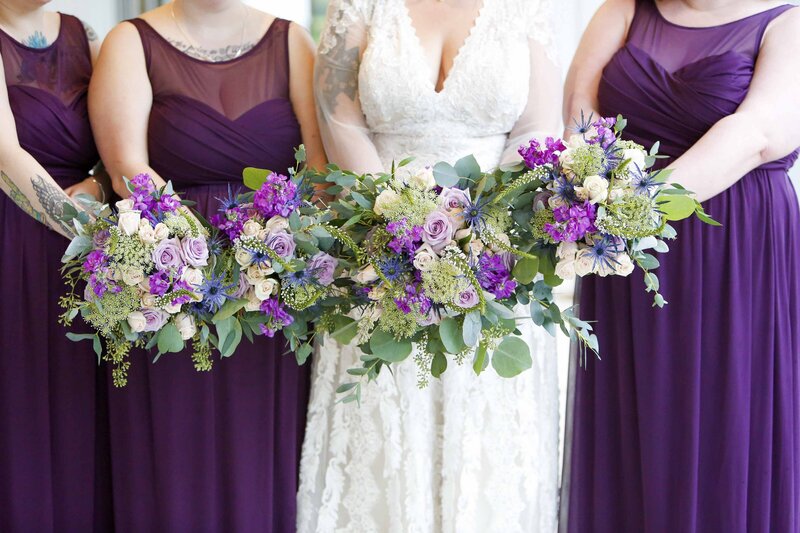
[0, 12, 64, 52]
[652, 1, 793, 30]
[400, 0, 488, 94]
[135, 16, 279, 65]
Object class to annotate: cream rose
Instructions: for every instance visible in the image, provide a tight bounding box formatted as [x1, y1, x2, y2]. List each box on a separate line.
[163, 301, 182, 314]
[615, 253, 635, 277]
[138, 219, 157, 244]
[413, 244, 438, 272]
[254, 278, 278, 301]
[118, 210, 141, 236]
[368, 285, 387, 301]
[574, 249, 596, 277]
[116, 198, 134, 213]
[127, 311, 147, 333]
[235, 248, 253, 268]
[153, 223, 170, 241]
[354, 265, 379, 284]
[555, 257, 577, 280]
[175, 313, 197, 341]
[556, 241, 579, 260]
[624, 148, 647, 171]
[122, 268, 144, 287]
[466, 239, 484, 256]
[489, 233, 511, 254]
[373, 189, 401, 216]
[244, 290, 262, 312]
[141, 293, 158, 308]
[242, 219, 262, 237]
[264, 216, 290, 234]
[181, 267, 204, 289]
[408, 166, 436, 190]
[576, 175, 609, 204]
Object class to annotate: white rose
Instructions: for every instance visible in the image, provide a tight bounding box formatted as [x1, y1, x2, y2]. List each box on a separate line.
[175, 313, 197, 341]
[122, 268, 144, 286]
[576, 175, 609, 204]
[608, 186, 628, 202]
[368, 285, 387, 301]
[413, 244, 438, 272]
[408, 166, 436, 190]
[235, 249, 253, 268]
[116, 199, 134, 213]
[555, 258, 577, 281]
[254, 278, 279, 301]
[354, 265, 379, 284]
[466, 239, 484, 256]
[548, 195, 568, 209]
[614, 253, 635, 277]
[454, 229, 472, 241]
[127, 311, 147, 333]
[574, 249, 596, 277]
[244, 290, 262, 312]
[181, 267, 204, 289]
[490, 233, 511, 254]
[556, 241, 579, 260]
[242, 219, 262, 237]
[137, 219, 157, 244]
[163, 301, 182, 314]
[246, 265, 271, 284]
[141, 293, 158, 308]
[373, 189, 401, 216]
[153, 223, 170, 241]
[117, 210, 141, 236]
[264, 216, 290, 234]
[623, 148, 647, 171]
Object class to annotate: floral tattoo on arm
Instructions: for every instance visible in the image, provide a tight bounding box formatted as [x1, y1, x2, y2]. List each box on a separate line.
[0, 171, 48, 227]
[30, 174, 74, 236]
[316, 34, 360, 114]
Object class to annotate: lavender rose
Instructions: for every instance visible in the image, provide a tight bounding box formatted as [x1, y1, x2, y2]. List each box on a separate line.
[152, 238, 184, 271]
[438, 187, 471, 213]
[308, 252, 337, 286]
[141, 307, 169, 333]
[422, 209, 455, 253]
[180, 236, 209, 267]
[454, 286, 480, 309]
[266, 231, 296, 259]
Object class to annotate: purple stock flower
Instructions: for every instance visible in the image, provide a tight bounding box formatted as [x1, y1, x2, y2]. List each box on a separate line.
[152, 238, 184, 271]
[253, 173, 300, 219]
[158, 194, 181, 213]
[149, 270, 172, 297]
[477, 253, 518, 300]
[519, 137, 566, 169]
[393, 282, 432, 315]
[180, 237, 209, 267]
[129, 173, 156, 195]
[308, 252, 337, 286]
[169, 279, 196, 306]
[590, 117, 617, 149]
[544, 201, 597, 243]
[83, 249, 108, 274]
[387, 218, 424, 254]
[259, 297, 294, 337]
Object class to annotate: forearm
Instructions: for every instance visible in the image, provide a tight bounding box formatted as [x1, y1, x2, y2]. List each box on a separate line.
[0, 147, 79, 238]
[667, 112, 769, 202]
[563, 88, 600, 137]
[104, 158, 164, 199]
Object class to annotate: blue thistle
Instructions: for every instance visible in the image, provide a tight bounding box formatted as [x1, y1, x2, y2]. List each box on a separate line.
[207, 231, 226, 258]
[462, 197, 492, 232]
[632, 165, 662, 197]
[551, 175, 579, 205]
[197, 273, 235, 313]
[377, 256, 411, 282]
[572, 110, 595, 137]
[215, 184, 242, 212]
[586, 236, 623, 273]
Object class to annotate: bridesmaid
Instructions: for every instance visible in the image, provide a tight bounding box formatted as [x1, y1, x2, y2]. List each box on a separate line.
[0, 2, 113, 531]
[89, 0, 325, 531]
[563, 1, 800, 531]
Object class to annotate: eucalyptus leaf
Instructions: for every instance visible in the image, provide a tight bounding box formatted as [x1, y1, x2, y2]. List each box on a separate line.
[212, 298, 247, 323]
[243, 167, 272, 190]
[512, 257, 539, 285]
[658, 193, 696, 221]
[454, 154, 482, 180]
[431, 352, 448, 378]
[157, 323, 184, 354]
[330, 316, 359, 345]
[440, 318, 466, 354]
[462, 311, 482, 347]
[433, 162, 460, 187]
[491, 336, 532, 378]
[350, 191, 373, 209]
[370, 330, 413, 363]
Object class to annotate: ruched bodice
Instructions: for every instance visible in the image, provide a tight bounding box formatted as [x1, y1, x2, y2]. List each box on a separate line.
[129, 18, 302, 189]
[599, 1, 798, 171]
[0, 13, 97, 184]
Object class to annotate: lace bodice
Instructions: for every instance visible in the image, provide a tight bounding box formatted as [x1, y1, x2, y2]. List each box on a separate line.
[315, 0, 560, 173]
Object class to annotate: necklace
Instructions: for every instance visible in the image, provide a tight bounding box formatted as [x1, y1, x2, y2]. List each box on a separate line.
[170, 1, 248, 62]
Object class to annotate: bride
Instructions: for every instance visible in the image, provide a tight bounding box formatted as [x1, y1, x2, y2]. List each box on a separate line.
[299, 0, 561, 531]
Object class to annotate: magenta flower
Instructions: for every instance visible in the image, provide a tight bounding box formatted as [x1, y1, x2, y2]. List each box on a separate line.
[519, 137, 566, 169]
[253, 173, 300, 219]
[259, 297, 294, 337]
[544, 201, 597, 243]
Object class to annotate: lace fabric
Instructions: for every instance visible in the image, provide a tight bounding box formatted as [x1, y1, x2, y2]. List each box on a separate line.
[300, 1, 562, 531]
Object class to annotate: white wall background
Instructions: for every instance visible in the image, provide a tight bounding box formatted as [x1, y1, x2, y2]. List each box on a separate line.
[48, 0, 118, 36]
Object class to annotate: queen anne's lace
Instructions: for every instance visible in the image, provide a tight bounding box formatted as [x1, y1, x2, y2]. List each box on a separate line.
[299, 1, 561, 531]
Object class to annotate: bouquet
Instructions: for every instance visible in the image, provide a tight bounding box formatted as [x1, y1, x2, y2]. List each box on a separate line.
[518, 113, 717, 307]
[310, 114, 716, 402]
[59, 174, 217, 386]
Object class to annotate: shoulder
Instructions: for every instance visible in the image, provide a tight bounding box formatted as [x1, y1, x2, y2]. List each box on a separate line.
[762, 5, 800, 53]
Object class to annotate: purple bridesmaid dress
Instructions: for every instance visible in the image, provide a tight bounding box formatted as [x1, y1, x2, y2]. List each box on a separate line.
[106, 18, 310, 532]
[566, 3, 800, 532]
[0, 14, 113, 532]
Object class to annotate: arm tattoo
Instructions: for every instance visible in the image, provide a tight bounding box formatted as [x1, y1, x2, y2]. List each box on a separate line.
[166, 38, 255, 62]
[0, 171, 49, 227]
[316, 36, 360, 114]
[82, 21, 99, 42]
[24, 31, 48, 49]
[31, 174, 74, 235]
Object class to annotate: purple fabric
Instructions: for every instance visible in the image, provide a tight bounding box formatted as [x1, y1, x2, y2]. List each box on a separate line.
[105, 19, 309, 533]
[0, 14, 112, 532]
[567, 3, 800, 532]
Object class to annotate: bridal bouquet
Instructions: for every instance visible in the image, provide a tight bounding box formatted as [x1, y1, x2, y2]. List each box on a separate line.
[518, 114, 717, 307]
[59, 174, 217, 386]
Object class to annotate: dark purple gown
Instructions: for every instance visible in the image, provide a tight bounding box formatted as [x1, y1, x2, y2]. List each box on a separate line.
[0, 14, 113, 532]
[566, 3, 800, 532]
[106, 18, 310, 532]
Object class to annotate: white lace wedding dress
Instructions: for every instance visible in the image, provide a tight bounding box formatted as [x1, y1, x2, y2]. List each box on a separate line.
[298, 1, 562, 531]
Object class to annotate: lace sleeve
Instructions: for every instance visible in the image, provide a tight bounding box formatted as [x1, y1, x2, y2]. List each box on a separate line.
[500, 46, 562, 164]
[315, 0, 384, 174]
